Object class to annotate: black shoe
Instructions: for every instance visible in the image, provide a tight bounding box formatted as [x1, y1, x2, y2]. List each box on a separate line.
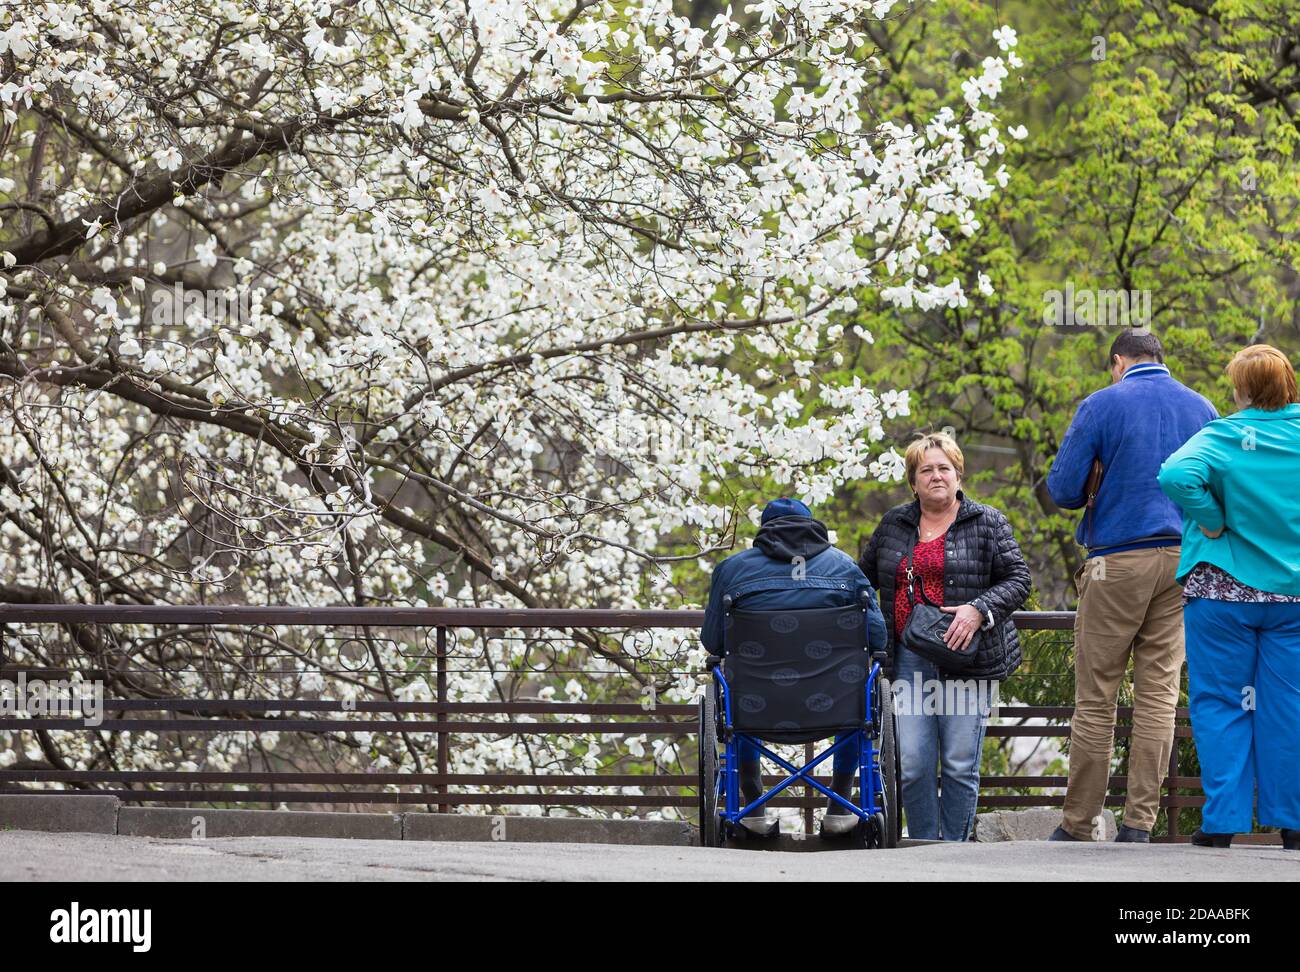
[1115, 825, 1150, 843]
[1281, 829, 1300, 850]
[821, 771, 857, 836]
[1190, 828, 1233, 848]
[1048, 825, 1082, 842]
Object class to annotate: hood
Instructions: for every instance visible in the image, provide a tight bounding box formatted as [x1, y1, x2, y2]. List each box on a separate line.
[753, 515, 832, 561]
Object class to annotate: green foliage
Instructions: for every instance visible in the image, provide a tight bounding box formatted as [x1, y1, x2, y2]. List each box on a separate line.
[685, 0, 1300, 659]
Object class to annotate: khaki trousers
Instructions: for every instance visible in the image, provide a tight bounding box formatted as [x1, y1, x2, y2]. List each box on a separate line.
[1060, 546, 1185, 839]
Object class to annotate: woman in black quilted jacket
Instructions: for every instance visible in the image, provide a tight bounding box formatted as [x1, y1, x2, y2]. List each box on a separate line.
[858, 432, 1032, 841]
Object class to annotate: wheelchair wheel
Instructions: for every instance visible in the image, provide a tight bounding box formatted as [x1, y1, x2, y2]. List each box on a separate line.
[697, 689, 721, 848]
[852, 816, 871, 850]
[879, 679, 901, 848]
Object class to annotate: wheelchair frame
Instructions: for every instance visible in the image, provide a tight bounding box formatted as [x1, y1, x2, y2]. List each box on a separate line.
[697, 600, 901, 850]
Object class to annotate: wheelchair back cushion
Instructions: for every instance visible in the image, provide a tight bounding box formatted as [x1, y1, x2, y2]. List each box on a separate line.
[722, 604, 868, 744]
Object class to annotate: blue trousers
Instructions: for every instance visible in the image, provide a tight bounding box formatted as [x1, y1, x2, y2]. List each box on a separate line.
[893, 644, 991, 841]
[737, 734, 860, 775]
[1184, 597, 1300, 832]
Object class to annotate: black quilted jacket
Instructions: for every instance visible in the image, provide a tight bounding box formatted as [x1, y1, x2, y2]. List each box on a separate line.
[858, 490, 1032, 681]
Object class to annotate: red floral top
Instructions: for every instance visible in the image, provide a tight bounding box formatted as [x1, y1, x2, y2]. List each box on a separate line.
[894, 533, 947, 637]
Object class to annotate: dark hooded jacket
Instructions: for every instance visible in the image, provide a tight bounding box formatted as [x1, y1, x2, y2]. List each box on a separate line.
[859, 490, 1031, 681]
[701, 516, 887, 655]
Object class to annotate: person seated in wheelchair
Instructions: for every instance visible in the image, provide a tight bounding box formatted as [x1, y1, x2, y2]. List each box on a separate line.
[702, 497, 888, 836]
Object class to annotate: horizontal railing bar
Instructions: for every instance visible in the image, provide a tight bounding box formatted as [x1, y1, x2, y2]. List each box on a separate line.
[0, 719, 694, 733]
[984, 726, 1194, 738]
[0, 719, 1194, 739]
[979, 795, 1200, 807]
[0, 790, 704, 807]
[50, 700, 701, 715]
[2, 771, 697, 786]
[0, 605, 1076, 629]
[0, 771, 1205, 788]
[0, 606, 702, 627]
[990, 706, 1192, 719]
[0, 790, 1201, 810]
[0, 697, 1189, 719]
[979, 775, 1203, 788]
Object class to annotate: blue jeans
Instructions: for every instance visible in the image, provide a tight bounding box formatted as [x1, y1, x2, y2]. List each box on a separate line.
[1184, 597, 1300, 833]
[892, 643, 991, 840]
[737, 735, 860, 774]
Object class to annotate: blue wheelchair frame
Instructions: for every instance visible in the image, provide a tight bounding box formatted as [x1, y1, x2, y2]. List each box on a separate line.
[710, 658, 884, 830]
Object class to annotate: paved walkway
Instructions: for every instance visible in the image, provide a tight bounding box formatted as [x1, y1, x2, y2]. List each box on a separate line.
[2, 830, 1296, 881]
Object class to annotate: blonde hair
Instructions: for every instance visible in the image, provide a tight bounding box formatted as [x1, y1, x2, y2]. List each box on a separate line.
[1226, 344, 1298, 411]
[904, 432, 965, 490]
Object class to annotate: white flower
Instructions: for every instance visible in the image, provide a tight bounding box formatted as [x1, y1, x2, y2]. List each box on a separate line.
[141, 348, 169, 371]
[194, 237, 218, 268]
[993, 25, 1018, 51]
[152, 146, 184, 171]
[347, 184, 376, 211]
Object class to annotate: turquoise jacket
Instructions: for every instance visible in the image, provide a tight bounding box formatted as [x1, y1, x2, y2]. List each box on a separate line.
[1157, 402, 1300, 594]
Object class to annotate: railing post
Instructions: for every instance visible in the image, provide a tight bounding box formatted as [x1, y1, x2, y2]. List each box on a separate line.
[436, 625, 449, 814]
[1167, 725, 1180, 841]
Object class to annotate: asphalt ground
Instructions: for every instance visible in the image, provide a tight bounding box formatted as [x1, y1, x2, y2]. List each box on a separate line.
[2, 829, 1296, 882]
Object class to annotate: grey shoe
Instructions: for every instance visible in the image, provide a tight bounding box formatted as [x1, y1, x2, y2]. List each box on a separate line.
[1115, 824, 1150, 843]
[737, 760, 777, 837]
[738, 814, 780, 837]
[1048, 825, 1082, 841]
[820, 813, 859, 836]
[820, 770, 858, 837]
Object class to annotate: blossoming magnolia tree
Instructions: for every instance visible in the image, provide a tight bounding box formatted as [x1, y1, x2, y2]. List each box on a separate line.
[0, 0, 1019, 811]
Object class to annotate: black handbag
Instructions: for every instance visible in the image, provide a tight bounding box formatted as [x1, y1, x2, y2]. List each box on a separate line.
[900, 529, 983, 674]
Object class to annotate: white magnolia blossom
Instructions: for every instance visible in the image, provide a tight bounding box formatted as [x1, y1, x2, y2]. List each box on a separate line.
[0, 0, 1014, 813]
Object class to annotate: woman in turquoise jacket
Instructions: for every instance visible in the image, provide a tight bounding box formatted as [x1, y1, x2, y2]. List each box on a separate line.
[1158, 344, 1300, 850]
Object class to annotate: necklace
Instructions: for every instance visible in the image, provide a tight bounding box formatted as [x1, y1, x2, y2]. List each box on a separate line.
[919, 506, 956, 541]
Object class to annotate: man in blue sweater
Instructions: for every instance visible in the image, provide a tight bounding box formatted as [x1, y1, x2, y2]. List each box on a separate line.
[1046, 331, 1217, 843]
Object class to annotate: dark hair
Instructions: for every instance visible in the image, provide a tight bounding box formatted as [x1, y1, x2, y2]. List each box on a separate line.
[1108, 330, 1163, 364]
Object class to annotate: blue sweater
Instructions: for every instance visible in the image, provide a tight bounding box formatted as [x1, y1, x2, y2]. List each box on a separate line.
[1047, 363, 1218, 557]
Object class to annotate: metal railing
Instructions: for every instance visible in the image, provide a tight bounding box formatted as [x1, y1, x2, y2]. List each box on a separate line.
[0, 605, 1210, 841]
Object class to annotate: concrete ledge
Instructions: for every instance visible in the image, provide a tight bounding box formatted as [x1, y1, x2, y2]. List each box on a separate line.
[974, 807, 1117, 842]
[1, 797, 691, 846]
[0, 794, 120, 834]
[118, 807, 402, 840]
[402, 813, 693, 846]
[723, 834, 940, 852]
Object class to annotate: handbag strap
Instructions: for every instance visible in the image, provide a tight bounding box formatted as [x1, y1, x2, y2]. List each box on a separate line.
[904, 527, 941, 609]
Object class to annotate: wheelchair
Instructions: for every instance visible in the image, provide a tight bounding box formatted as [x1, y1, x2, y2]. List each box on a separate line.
[698, 593, 901, 849]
